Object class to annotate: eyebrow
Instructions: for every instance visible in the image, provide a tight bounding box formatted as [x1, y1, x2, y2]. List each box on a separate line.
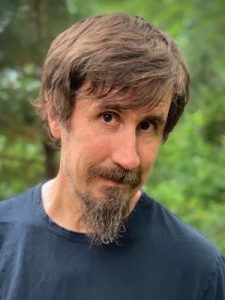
[97, 102, 167, 125]
[144, 115, 166, 126]
[97, 102, 124, 112]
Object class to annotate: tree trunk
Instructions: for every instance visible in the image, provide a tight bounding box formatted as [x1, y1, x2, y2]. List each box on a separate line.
[42, 140, 58, 179]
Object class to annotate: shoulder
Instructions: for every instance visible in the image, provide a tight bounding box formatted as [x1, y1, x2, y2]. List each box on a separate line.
[0, 183, 43, 251]
[137, 192, 225, 298]
[0, 183, 42, 222]
[139, 192, 222, 267]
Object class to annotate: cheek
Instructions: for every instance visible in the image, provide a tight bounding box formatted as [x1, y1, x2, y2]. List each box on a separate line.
[140, 140, 161, 171]
[76, 134, 112, 168]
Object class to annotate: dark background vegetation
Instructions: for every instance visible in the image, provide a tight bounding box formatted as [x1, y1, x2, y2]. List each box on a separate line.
[0, 0, 224, 253]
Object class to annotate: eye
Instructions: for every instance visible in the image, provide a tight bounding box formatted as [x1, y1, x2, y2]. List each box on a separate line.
[102, 113, 113, 122]
[101, 112, 118, 124]
[138, 120, 155, 132]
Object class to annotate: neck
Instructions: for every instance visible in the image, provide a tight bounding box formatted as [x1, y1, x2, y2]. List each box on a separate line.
[42, 176, 88, 232]
[41, 176, 141, 234]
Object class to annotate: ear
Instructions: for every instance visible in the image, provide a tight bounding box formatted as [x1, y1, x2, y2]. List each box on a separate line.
[48, 112, 61, 140]
[45, 92, 61, 139]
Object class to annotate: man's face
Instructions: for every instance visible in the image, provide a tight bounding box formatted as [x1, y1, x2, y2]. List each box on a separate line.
[50, 89, 171, 244]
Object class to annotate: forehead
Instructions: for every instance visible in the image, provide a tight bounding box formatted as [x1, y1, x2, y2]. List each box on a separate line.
[76, 82, 172, 114]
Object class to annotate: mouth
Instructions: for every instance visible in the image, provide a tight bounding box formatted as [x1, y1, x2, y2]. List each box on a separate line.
[87, 165, 142, 188]
[101, 178, 126, 188]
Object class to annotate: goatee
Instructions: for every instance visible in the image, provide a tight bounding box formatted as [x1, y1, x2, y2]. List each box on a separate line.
[75, 165, 142, 245]
[77, 186, 131, 245]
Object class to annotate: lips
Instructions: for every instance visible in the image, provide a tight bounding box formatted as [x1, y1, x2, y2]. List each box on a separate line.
[101, 177, 126, 188]
[87, 165, 142, 188]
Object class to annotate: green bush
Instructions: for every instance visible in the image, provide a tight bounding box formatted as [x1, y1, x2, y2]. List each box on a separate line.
[145, 111, 225, 254]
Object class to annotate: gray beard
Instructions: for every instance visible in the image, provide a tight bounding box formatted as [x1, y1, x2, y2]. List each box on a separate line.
[67, 164, 142, 245]
[76, 186, 132, 245]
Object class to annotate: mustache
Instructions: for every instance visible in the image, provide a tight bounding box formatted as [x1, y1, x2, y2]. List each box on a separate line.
[87, 165, 142, 188]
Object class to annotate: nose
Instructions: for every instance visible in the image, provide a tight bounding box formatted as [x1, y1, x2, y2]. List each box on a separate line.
[111, 130, 140, 171]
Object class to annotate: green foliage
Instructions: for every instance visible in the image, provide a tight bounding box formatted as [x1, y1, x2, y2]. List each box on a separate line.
[0, 0, 224, 254]
[0, 134, 44, 199]
[145, 111, 225, 253]
[148, 111, 225, 203]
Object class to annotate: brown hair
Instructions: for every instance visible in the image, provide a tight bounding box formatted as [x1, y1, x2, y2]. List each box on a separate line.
[38, 13, 190, 144]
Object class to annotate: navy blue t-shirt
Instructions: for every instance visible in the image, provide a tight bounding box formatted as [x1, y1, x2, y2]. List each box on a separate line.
[0, 183, 224, 299]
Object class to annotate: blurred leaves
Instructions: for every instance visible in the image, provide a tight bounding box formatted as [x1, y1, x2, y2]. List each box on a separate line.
[0, 0, 224, 253]
[146, 111, 225, 252]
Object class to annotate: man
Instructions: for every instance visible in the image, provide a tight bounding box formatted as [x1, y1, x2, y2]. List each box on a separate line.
[0, 13, 224, 300]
